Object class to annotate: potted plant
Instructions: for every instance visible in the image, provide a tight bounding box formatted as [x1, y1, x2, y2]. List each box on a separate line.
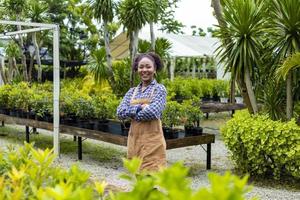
[92, 93, 120, 132]
[8, 82, 32, 118]
[162, 101, 184, 139]
[0, 84, 12, 115]
[199, 79, 213, 102]
[60, 89, 79, 126]
[182, 100, 203, 136]
[74, 97, 95, 129]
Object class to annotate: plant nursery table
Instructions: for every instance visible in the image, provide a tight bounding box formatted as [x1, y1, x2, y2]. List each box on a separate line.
[200, 102, 246, 118]
[0, 114, 215, 170]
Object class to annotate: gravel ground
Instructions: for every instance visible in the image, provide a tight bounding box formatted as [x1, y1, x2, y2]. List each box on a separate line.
[0, 118, 299, 200]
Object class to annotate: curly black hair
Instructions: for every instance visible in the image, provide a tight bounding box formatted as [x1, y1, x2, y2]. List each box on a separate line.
[132, 52, 163, 71]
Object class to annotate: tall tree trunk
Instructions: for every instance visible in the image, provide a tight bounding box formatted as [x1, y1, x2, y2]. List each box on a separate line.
[170, 57, 175, 81]
[0, 57, 7, 84]
[32, 32, 42, 82]
[103, 22, 115, 86]
[130, 30, 139, 87]
[211, 0, 225, 27]
[244, 67, 258, 113]
[16, 16, 28, 82]
[8, 58, 13, 83]
[286, 71, 293, 120]
[29, 54, 34, 82]
[12, 57, 20, 77]
[230, 77, 236, 104]
[149, 21, 155, 52]
[236, 78, 254, 113]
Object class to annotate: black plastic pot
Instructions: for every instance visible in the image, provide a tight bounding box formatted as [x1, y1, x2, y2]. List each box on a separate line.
[184, 126, 203, 137]
[95, 119, 109, 132]
[0, 108, 10, 115]
[212, 95, 220, 102]
[9, 109, 18, 117]
[201, 96, 212, 102]
[163, 127, 179, 139]
[43, 114, 53, 123]
[28, 111, 36, 119]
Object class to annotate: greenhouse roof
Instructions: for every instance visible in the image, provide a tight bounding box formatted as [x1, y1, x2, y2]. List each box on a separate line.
[110, 31, 219, 59]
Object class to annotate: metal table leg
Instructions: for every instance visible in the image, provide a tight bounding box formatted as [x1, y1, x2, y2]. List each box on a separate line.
[207, 143, 211, 170]
[78, 136, 82, 160]
[25, 126, 30, 143]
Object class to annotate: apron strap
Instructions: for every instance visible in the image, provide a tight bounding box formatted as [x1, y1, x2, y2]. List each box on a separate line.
[130, 87, 138, 102]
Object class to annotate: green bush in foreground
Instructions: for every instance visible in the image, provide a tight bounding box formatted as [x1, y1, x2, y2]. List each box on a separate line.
[0, 143, 255, 200]
[221, 110, 300, 179]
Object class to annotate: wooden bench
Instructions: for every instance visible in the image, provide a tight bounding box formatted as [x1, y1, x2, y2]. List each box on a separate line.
[0, 114, 215, 169]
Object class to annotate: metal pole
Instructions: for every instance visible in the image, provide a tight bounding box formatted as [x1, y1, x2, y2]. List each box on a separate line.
[0, 27, 51, 38]
[0, 20, 57, 28]
[53, 25, 60, 157]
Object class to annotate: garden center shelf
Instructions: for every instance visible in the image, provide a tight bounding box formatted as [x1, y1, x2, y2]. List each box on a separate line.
[0, 114, 215, 170]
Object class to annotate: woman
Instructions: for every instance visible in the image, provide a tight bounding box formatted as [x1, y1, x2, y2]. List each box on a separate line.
[117, 52, 167, 171]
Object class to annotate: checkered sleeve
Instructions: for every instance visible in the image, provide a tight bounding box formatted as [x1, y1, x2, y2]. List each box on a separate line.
[135, 84, 167, 121]
[116, 88, 141, 120]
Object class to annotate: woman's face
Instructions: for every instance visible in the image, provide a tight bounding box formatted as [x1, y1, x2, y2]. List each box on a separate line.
[137, 57, 156, 83]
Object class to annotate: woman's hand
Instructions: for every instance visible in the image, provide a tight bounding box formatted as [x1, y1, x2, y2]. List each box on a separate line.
[141, 104, 149, 110]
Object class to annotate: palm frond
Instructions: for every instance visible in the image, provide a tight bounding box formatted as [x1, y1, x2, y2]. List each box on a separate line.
[276, 52, 300, 80]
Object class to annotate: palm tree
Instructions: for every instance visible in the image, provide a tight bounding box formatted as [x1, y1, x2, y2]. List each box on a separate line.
[88, 48, 109, 86]
[118, 0, 152, 86]
[90, 0, 115, 86]
[147, 0, 168, 51]
[211, 0, 236, 105]
[3, 0, 28, 81]
[216, 0, 266, 114]
[268, 0, 300, 120]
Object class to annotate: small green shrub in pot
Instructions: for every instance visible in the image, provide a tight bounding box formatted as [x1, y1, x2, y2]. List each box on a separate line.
[199, 79, 213, 100]
[74, 97, 94, 120]
[30, 92, 53, 121]
[7, 82, 33, 116]
[92, 93, 120, 120]
[0, 84, 12, 112]
[162, 101, 184, 128]
[182, 99, 203, 136]
[60, 88, 81, 118]
[162, 101, 184, 139]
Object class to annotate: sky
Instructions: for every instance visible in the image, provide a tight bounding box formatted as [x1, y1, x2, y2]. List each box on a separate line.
[174, 0, 218, 35]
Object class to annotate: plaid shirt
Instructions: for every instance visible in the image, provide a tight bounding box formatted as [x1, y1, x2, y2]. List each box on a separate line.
[117, 79, 167, 121]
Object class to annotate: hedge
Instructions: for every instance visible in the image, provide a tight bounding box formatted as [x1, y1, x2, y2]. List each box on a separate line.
[221, 110, 300, 179]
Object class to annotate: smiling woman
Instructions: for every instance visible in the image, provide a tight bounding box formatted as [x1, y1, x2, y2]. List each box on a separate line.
[116, 52, 167, 171]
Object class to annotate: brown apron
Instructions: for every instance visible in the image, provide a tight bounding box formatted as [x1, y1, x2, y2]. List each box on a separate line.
[127, 87, 166, 171]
